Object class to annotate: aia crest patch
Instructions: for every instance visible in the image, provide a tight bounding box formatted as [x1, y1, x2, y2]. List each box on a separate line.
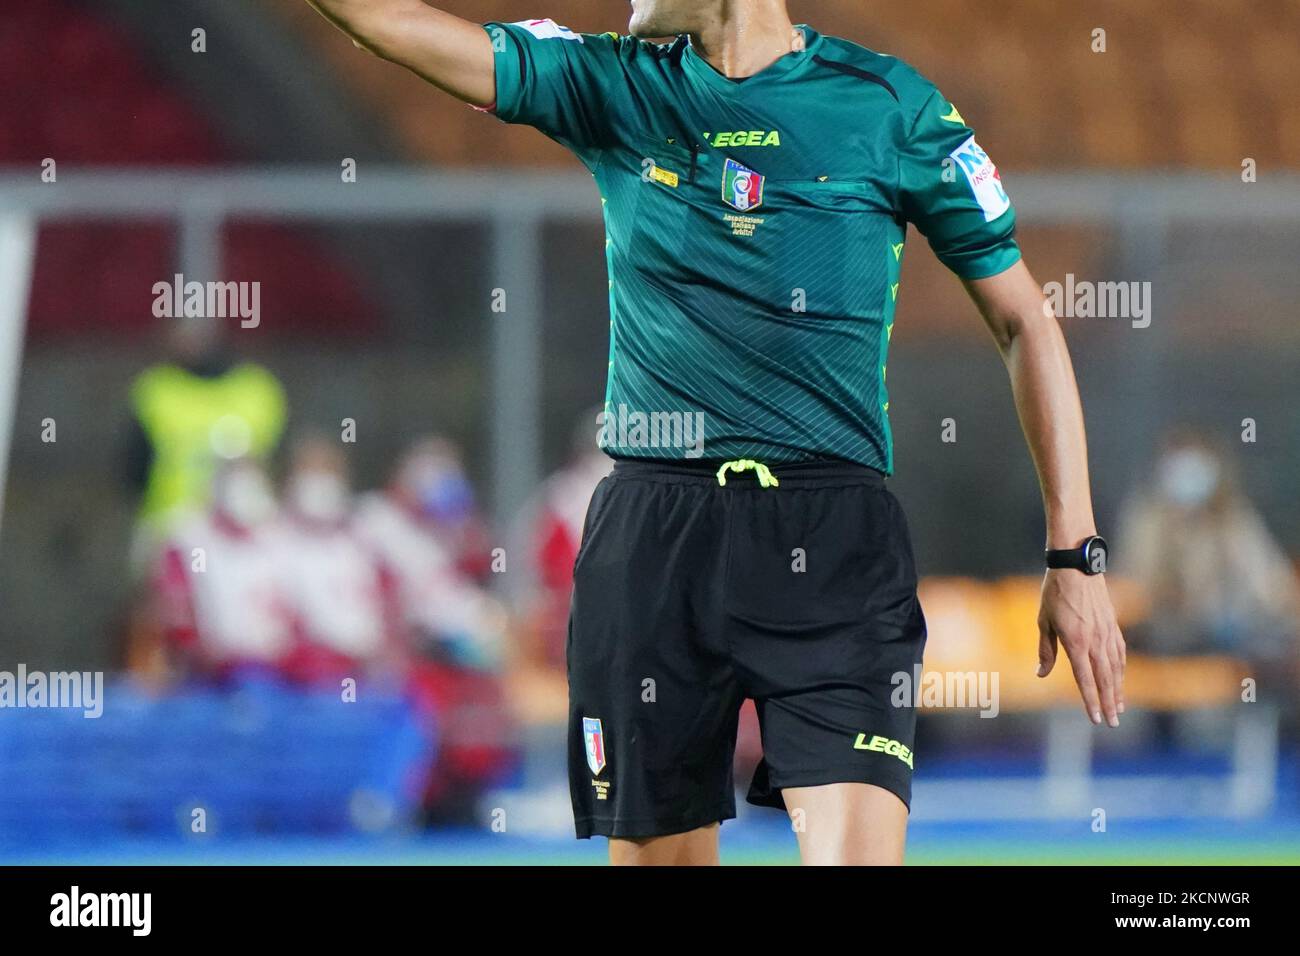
[722, 158, 765, 211]
[583, 717, 607, 775]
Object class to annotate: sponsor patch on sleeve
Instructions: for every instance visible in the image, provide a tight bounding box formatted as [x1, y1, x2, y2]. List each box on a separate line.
[948, 135, 1011, 222]
[513, 18, 584, 42]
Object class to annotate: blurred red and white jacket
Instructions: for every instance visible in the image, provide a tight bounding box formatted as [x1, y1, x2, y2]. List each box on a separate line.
[354, 491, 505, 667]
[156, 512, 295, 676]
[273, 513, 402, 679]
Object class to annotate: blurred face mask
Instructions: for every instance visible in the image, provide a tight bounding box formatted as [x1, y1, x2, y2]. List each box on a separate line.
[1158, 449, 1220, 508]
[216, 467, 277, 527]
[419, 471, 475, 526]
[288, 471, 349, 524]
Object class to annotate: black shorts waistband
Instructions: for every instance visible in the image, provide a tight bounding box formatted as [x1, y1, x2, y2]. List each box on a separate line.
[609, 457, 886, 488]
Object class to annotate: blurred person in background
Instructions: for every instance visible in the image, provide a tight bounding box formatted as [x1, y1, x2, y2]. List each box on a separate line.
[151, 457, 295, 682]
[123, 314, 287, 571]
[275, 432, 405, 686]
[367, 435, 492, 581]
[1118, 430, 1300, 681]
[271, 433, 518, 820]
[355, 438, 517, 820]
[354, 436, 505, 667]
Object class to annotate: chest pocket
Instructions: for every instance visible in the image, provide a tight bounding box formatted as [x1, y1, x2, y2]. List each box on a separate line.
[756, 179, 889, 320]
[621, 140, 890, 319]
[624, 135, 710, 273]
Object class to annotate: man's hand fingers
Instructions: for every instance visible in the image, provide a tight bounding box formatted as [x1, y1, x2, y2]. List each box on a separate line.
[1091, 639, 1119, 727]
[1036, 624, 1058, 678]
[1113, 627, 1127, 715]
[1066, 643, 1103, 725]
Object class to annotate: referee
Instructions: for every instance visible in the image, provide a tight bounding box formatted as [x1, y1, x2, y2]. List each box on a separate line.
[306, 0, 1127, 865]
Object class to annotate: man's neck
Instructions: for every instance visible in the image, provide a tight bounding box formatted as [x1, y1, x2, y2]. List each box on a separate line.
[689, 4, 800, 80]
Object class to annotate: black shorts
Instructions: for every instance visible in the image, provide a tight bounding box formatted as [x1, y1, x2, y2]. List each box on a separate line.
[566, 458, 927, 840]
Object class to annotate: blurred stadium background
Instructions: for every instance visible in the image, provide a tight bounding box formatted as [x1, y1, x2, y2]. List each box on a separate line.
[0, 0, 1298, 864]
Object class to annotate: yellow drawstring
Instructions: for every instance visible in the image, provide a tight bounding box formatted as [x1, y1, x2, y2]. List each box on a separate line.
[716, 459, 780, 488]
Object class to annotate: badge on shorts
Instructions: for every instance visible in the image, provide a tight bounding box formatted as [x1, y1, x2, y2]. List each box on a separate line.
[722, 158, 765, 211]
[583, 717, 607, 775]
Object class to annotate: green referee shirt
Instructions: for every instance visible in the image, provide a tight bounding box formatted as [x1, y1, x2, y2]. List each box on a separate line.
[485, 19, 1021, 473]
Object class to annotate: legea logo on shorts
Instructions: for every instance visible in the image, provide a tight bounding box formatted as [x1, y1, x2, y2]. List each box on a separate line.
[852, 733, 914, 769]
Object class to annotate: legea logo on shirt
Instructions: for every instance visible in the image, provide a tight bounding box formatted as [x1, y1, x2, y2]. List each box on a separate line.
[707, 130, 782, 148]
[513, 18, 583, 42]
[948, 135, 1010, 222]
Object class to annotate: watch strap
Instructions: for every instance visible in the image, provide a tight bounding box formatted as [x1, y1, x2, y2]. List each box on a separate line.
[1046, 536, 1108, 574]
[1045, 546, 1087, 571]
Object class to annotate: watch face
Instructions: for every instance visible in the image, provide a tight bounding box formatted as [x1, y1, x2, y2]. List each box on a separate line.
[1084, 538, 1108, 574]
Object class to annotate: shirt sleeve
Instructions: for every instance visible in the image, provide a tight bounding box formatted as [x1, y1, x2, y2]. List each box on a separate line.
[898, 89, 1021, 280]
[483, 19, 623, 160]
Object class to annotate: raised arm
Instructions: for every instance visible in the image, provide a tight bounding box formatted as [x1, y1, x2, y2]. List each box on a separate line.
[303, 0, 496, 107]
[964, 259, 1126, 728]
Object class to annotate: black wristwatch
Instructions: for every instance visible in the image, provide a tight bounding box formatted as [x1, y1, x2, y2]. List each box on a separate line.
[1045, 535, 1108, 575]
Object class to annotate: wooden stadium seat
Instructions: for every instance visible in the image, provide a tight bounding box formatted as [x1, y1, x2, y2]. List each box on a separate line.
[918, 576, 1249, 713]
[272, 0, 1300, 171]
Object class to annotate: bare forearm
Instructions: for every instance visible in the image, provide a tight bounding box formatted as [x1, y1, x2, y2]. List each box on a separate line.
[964, 261, 1123, 726]
[305, 0, 408, 50]
[1002, 316, 1097, 548]
[965, 261, 1098, 548]
[303, 0, 495, 106]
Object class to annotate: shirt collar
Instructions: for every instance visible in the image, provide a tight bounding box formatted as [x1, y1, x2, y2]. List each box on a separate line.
[682, 25, 823, 92]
